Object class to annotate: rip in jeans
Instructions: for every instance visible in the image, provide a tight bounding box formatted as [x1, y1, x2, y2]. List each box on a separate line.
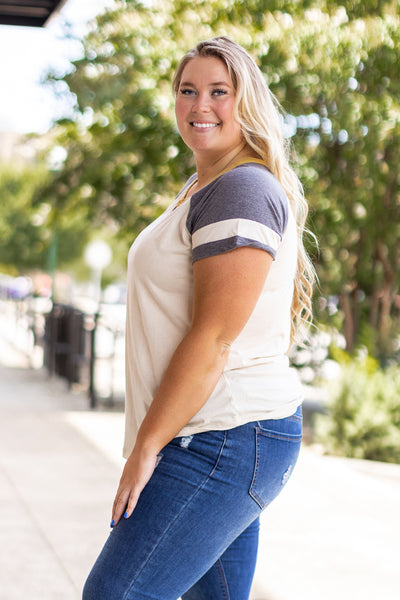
[179, 435, 193, 449]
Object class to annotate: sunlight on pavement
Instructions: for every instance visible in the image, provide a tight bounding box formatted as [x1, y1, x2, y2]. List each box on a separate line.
[65, 411, 125, 469]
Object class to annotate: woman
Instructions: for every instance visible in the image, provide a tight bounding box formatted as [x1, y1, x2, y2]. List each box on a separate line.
[83, 36, 315, 600]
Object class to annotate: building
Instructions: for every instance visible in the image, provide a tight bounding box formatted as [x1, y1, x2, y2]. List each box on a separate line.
[0, 1, 67, 27]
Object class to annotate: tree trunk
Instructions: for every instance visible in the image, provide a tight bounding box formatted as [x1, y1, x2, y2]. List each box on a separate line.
[340, 291, 354, 351]
[369, 287, 380, 329]
[376, 239, 395, 352]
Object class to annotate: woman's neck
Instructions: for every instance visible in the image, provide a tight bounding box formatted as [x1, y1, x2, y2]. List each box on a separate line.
[194, 143, 259, 190]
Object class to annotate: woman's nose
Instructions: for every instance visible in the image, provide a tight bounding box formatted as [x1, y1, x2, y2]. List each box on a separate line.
[192, 91, 211, 112]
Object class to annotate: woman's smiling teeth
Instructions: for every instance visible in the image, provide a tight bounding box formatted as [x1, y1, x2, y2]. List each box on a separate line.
[191, 122, 220, 129]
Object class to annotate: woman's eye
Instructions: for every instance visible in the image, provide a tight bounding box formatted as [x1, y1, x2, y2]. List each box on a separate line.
[212, 89, 227, 96]
[180, 88, 195, 95]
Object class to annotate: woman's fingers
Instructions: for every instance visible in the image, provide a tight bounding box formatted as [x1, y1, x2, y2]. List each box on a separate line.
[110, 450, 158, 527]
[111, 487, 130, 526]
[111, 486, 144, 527]
[123, 489, 141, 519]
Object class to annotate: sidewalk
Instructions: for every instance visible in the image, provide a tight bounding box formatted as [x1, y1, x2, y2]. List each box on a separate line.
[0, 333, 399, 600]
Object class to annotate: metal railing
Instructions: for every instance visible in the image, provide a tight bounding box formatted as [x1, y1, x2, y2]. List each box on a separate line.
[0, 296, 125, 409]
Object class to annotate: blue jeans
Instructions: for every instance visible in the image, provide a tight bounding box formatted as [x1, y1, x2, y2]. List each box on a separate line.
[83, 406, 302, 600]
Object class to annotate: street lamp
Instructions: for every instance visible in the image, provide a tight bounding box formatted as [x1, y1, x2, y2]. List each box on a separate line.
[84, 240, 112, 306]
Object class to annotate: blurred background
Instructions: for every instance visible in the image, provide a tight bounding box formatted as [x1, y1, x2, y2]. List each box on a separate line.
[1, 0, 399, 457]
[0, 2, 399, 599]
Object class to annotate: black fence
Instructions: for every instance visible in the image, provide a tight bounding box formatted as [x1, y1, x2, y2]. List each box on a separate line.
[44, 304, 96, 403]
[1, 297, 125, 409]
[43, 303, 125, 408]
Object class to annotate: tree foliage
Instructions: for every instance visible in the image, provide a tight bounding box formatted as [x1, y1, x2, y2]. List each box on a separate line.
[258, 4, 400, 358]
[37, 0, 400, 359]
[0, 164, 90, 274]
[0, 165, 49, 272]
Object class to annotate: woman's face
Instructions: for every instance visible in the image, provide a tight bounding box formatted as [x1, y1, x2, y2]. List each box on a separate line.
[175, 56, 242, 163]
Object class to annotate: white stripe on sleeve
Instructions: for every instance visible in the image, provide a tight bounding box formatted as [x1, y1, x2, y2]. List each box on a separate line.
[191, 218, 281, 251]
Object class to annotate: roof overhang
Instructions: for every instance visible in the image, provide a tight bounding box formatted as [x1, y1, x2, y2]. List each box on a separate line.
[0, 0, 68, 27]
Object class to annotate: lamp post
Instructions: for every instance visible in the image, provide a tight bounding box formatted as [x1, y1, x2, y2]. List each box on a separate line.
[84, 240, 112, 408]
[84, 240, 112, 307]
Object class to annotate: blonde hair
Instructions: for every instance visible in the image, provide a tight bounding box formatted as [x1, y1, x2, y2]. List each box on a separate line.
[173, 36, 316, 344]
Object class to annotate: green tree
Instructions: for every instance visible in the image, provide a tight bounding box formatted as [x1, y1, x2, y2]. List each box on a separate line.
[38, 0, 400, 358]
[0, 164, 90, 274]
[0, 165, 50, 272]
[261, 6, 400, 357]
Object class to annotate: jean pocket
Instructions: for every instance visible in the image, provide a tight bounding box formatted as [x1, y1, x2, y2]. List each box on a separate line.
[249, 415, 302, 510]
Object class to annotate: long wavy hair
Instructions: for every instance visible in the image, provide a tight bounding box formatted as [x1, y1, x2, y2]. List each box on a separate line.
[173, 36, 316, 344]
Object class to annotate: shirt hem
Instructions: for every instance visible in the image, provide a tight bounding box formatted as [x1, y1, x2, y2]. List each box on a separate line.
[175, 396, 303, 438]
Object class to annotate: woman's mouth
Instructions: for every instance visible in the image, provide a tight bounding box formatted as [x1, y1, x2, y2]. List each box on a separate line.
[191, 121, 220, 129]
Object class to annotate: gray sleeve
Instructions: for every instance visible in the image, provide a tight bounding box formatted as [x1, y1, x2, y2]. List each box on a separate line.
[186, 165, 289, 263]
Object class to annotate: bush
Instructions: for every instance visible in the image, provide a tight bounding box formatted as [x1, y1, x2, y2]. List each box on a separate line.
[315, 360, 400, 463]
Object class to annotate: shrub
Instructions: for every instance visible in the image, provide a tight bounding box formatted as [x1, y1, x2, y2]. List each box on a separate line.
[315, 360, 400, 463]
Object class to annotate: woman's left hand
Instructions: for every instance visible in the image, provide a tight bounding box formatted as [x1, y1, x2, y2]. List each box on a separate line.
[111, 447, 158, 527]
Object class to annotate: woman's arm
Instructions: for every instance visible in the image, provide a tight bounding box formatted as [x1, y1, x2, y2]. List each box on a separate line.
[111, 246, 273, 525]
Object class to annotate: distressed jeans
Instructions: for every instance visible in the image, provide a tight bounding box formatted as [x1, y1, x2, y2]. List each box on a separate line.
[83, 405, 302, 600]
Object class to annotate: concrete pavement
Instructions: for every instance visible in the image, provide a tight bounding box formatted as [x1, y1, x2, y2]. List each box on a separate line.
[0, 331, 399, 600]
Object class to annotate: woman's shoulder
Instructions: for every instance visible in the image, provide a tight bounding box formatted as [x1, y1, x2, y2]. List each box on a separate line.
[187, 161, 289, 237]
[214, 162, 288, 226]
[219, 162, 285, 197]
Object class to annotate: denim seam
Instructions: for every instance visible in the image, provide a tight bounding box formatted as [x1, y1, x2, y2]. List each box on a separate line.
[249, 427, 265, 509]
[217, 558, 230, 600]
[122, 431, 228, 600]
[287, 414, 303, 423]
[257, 431, 302, 443]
